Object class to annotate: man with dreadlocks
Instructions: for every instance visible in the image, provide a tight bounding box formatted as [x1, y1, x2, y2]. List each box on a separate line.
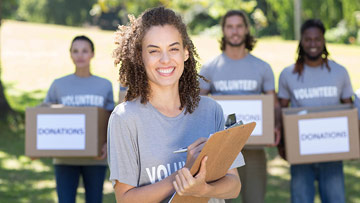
[199, 10, 281, 203]
[278, 19, 353, 203]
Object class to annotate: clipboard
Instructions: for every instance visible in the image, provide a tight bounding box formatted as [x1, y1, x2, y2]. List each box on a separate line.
[170, 122, 256, 203]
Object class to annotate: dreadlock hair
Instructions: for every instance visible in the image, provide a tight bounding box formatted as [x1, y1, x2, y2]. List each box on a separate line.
[220, 10, 256, 51]
[113, 7, 205, 114]
[294, 19, 330, 77]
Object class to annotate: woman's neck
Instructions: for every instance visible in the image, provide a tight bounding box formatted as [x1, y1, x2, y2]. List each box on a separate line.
[75, 66, 91, 77]
[149, 84, 182, 117]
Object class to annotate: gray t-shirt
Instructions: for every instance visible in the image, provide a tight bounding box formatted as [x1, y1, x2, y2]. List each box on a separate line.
[107, 96, 245, 203]
[44, 74, 115, 165]
[199, 53, 275, 95]
[354, 89, 360, 119]
[199, 53, 275, 150]
[278, 61, 353, 108]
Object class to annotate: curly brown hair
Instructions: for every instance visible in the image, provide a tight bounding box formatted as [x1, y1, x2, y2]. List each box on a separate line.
[220, 10, 256, 51]
[113, 7, 206, 114]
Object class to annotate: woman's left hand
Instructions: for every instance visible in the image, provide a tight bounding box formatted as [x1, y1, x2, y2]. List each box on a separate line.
[95, 143, 107, 160]
[173, 156, 209, 197]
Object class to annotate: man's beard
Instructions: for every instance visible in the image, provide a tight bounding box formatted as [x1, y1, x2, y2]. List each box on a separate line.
[304, 52, 323, 61]
[225, 36, 245, 47]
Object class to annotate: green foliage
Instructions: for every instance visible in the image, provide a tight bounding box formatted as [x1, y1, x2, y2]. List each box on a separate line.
[302, 0, 343, 29]
[266, 0, 294, 39]
[44, 0, 96, 26]
[325, 20, 352, 44]
[301, 0, 360, 44]
[91, 0, 162, 22]
[15, 0, 47, 23]
[11, 0, 96, 26]
[1, 0, 18, 19]
[342, 0, 360, 29]
[266, 0, 360, 42]
[2, 0, 360, 43]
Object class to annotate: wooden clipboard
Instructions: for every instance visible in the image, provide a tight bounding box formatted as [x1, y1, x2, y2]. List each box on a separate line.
[170, 122, 256, 203]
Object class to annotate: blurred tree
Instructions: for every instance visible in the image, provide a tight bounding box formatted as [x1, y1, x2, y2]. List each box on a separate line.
[0, 0, 14, 118]
[167, 0, 265, 35]
[266, 0, 294, 39]
[267, 0, 360, 41]
[45, 0, 96, 26]
[1, 0, 17, 19]
[302, 0, 342, 29]
[14, 0, 96, 26]
[343, 0, 360, 28]
[90, 0, 162, 29]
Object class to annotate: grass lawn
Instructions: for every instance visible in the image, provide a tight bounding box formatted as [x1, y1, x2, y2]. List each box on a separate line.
[1, 20, 360, 202]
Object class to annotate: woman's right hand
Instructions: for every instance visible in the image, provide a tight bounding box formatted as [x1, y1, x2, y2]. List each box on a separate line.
[184, 137, 207, 169]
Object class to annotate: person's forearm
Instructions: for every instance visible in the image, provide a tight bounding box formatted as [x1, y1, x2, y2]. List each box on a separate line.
[115, 172, 176, 203]
[201, 169, 241, 199]
[275, 102, 282, 128]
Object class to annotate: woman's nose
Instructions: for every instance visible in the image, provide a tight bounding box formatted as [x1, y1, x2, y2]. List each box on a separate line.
[160, 51, 170, 63]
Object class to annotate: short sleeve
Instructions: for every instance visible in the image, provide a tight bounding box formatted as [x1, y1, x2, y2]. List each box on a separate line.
[199, 65, 211, 91]
[354, 89, 360, 119]
[278, 69, 291, 99]
[105, 83, 115, 111]
[44, 81, 58, 104]
[340, 69, 354, 99]
[215, 102, 225, 132]
[107, 108, 139, 187]
[262, 63, 275, 92]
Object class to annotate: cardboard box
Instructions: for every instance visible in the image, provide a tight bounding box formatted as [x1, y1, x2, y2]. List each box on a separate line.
[25, 106, 110, 157]
[282, 105, 360, 164]
[211, 94, 274, 145]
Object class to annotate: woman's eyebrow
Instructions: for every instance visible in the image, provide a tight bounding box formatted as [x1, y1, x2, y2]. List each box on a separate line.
[146, 42, 180, 48]
[146, 44, 159, 48]
[169, 42, 180, 46]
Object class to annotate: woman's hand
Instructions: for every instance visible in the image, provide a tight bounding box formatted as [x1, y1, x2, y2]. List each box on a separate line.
[184, 137, 207, 169]
[95, 143, 107, 160]
[268, 125, 281, 147]
[173, 156, 209, 197]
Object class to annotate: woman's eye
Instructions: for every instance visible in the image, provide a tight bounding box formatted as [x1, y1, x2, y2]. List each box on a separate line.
[170, 48, 179, 52]
[149, 50, 158, 54]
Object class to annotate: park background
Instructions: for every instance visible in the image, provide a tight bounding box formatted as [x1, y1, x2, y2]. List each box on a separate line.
[0, 0, 360, 202]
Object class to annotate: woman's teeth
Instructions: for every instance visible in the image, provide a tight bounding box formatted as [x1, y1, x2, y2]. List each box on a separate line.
[158, 67, 174, 74]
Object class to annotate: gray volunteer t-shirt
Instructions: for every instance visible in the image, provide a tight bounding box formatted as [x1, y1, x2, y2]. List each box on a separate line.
[44, 74, 115, 165]
[199, 53, 275, 95]
[354, 89, 360, 119]
[107, 96, 245, 203]
[278, 61, 353, 108]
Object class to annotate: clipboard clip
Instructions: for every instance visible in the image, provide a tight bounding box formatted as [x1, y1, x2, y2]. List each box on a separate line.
[225, 113, 243, 129]
[225, 113, 236, 128]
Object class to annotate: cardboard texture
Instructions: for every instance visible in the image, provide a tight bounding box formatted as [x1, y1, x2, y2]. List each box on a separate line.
[211, 95, 274, 145]
[282, 104, 360, 164]
[25, 106, 110, 157]
[170, 122, 256, 203]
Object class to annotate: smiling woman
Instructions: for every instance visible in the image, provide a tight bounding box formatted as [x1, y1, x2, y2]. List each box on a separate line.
[141, 25, 189, 97]
[107, 7, 245, 203]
